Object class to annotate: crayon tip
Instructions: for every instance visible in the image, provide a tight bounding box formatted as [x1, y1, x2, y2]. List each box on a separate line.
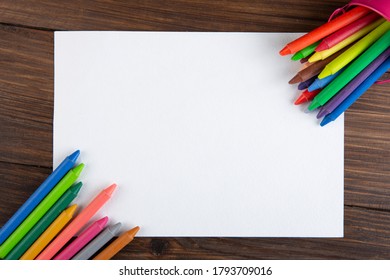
[308, 53, 320, 63]
[308, 100, 321, 111]
[316, 107, 328, 119]
[289, 74, 302, 84]
[291, 52, 303, 61]
[109, 223, 122, 234]
[70, 182, 83, 195]
[72, 163, 85, 177]
[67, 150, 80, 162]
[126, 226, 140, 238]
[104, 184, 117, 196]
[307, 83, 318, 92]
[294, 94, 308, 105]
[320, 115, 333, 127]
[279, 45, 291, 56]
[96, 216, 109, 228]
[318, 67, 332, 79]
[65, 204, 78, 216]
[315, 41, 328, 52]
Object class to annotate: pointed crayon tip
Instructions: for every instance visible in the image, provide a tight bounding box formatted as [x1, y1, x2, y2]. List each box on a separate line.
[294, 94, 308, 105]
[279, 45, 291, 56]
[316, 108, 328, 119]
[291, 52, 303, 61]
[315, 42, 328, 52]
[70, 182, 83, 195]
[109, 223, 122, 235]
[96, 216, 109, 228]
[308, 53, 320, 63]
[320, 116, 333, 126]
[104, 184, 117, 196]
[66, 204, 78, 216]
[318, 67, 332, 79]
[67, 150, 80, 162]
[72, 163, 85, 177]
[126, 226, 140, 238]
[289, 74, 302, 84]
[308, 100, 320, 111]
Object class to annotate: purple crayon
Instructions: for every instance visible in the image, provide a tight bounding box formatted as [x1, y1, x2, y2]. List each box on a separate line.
[298, 76, 317, 90]
[317, 47, 390, 119]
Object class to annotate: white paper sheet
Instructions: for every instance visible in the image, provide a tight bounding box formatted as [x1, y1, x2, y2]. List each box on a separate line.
[54, 32, 344, 237]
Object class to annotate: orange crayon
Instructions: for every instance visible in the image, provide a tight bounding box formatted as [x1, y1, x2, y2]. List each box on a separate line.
[280, 6, 370, 56]
[36, 184, 117, 260]
[93, 226, 140, 260]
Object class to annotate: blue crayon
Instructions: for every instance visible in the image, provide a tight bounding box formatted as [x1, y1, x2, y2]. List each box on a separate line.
[298, 76, 317, 90]
[321, 58, 390, 126]
[308, 68, 344, 92]
[0, 150, 80, 245]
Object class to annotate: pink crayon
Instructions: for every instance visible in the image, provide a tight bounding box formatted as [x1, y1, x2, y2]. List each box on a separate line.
[54, 217, 108, 260]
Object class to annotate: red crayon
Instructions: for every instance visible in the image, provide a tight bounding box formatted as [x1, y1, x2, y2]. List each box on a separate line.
[316, 12, 380, 51]
[294, 89, 321, 105]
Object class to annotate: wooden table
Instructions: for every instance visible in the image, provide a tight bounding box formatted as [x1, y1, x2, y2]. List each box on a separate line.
[0, 0, 389, 259]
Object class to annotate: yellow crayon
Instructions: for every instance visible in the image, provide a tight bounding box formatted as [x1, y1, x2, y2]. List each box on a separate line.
[318, 20, 390, 78]
[20, 205, 77, 260]
[309, 18, 385, 62]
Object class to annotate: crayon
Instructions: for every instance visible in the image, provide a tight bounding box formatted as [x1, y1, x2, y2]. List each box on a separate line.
[4, 183, 82, 260]
[72, 223, 122, 260]
[309, 18, 385, 62]
[294, 89, 321, 105]
[0, 150, 80, 245]
[291, 41, 320, 61]
[280, 6, 370, 55]
[317, 47, 390, 119]
[298, 76, 317, 90]
[309, 30, 390, 110]
[308, 67, 344, 92]
[289, 50, 343, 84]
[318, 21, 390, 79]
[36, 184, 117, 260]
[20, 205, 78, 260]
[320, 57, 390, 126]
[316, 12, 380, 51]
[54, 217, 108, 260]
[93, 226, 140, 260]
[0, 164, 84, 258]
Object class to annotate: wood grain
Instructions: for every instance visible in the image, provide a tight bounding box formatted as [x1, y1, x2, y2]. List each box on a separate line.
[0, 0, 389, 259]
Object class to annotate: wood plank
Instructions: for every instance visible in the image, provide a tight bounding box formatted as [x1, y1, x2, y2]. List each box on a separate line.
[0, 0, 344, 32]
[1, 161, 389, 259]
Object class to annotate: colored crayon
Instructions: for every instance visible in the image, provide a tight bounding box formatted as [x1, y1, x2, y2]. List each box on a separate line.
[316, 12, 380, 51]
[308, 68, 344, 92]
[309, 18, 385, 62]
[318, 21, 390, 79]
[20, 205, 78, 260]
[0, 164, 84, 258]
[54, 217, 108, 260]
[298, 76, 317, 90]
[317, 47, 390, 119]
[4, 183, 82, 260]
[93, 226, 140, 260]
[309, 30, 390, 110]
[320, 57, 390, 126]
[294, 89, 321, 105]
[291, 41, 320, 61]
[36, 184, 117, 260]
[280, 6, 370, 55]
[0, 150, 80, 245]
[72, 223, 122, 260]
[289, 50, 343, 84]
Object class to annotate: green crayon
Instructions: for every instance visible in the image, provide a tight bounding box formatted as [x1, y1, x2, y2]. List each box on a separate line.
[291, 41, 320, 61]
[0, 164, 84, 258]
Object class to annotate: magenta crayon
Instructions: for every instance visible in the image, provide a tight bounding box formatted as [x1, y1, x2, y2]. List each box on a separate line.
[53, 217, 108, 260]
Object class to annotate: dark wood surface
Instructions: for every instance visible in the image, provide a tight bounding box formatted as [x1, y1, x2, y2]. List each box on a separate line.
[0, 0, 389, 259]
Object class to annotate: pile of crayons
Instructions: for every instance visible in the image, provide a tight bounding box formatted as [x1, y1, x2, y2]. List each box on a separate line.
[280, 6, 390, 126]
[0, 150, 139, 260]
